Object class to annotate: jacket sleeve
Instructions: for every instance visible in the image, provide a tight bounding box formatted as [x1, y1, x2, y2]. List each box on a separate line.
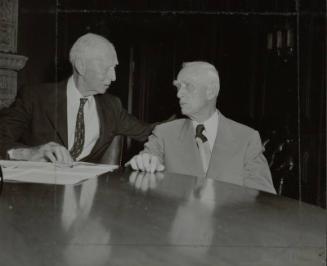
[242, 131, 277, 194]
[114, 97, 154, 142]
[141, 126, 165, 164]
[0, 86, 33, 158]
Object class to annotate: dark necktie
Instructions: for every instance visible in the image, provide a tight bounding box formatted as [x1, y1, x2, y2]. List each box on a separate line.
[70, 98, 87, 160]
[195, 124, 211, 173]
[195, 124, 208, 143]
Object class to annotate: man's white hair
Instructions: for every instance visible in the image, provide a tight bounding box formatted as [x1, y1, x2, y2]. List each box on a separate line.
[69, 33, 114, 65]
[182, 61, 220, 96]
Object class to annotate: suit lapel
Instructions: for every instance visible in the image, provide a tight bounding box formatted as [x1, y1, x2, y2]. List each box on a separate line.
[45, 80, 68, 147]
[207, 113, 237, 179]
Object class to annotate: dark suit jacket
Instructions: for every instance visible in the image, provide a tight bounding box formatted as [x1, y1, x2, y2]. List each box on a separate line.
[0, 80, 153, 162]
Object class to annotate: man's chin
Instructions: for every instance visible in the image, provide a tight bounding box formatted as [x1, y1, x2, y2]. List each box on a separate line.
[180, 107, 190, 116]
[103, 85, 111, 92]
[85, 89, 107, 96]
[98, 87, 109, 94]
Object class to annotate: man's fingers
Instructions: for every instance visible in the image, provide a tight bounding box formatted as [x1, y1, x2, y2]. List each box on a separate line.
[44, 150, 57, 163]
[149, 155, 164, 172]
[135, 155, 145, 171]
[49, 146, 71, 164]
[37, 142, 70, 163]
[129, 158, 139, 171]
[59, 147, 74, 164]
[149, 155, 158, 173]
[127, 154, 164, 173]
[24, 142, 73, 164]
[53, 147, 64, 163]
[127, 156, 147, 172]
[142, 153, 151, 172]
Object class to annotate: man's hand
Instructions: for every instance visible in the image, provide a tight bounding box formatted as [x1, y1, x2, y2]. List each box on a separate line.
[125, 153, 165, 173]
[10, 142, 74, 164]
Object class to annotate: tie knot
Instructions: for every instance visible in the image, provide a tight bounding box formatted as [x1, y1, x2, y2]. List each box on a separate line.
[195, 124, 208, 142]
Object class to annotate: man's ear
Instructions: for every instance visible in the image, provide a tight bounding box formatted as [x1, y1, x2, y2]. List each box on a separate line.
[74, 58, 86, 76]
[206, 85, 217, 100]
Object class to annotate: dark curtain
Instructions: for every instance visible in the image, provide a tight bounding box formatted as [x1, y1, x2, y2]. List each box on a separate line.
[299, 11, 326, 207]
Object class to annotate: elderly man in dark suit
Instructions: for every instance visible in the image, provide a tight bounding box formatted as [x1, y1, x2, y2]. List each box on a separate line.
[0, 33, 152, 164]
[127, 62, 276, 194]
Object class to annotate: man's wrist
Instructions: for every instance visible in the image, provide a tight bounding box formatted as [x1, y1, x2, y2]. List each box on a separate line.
[7, 148, 33, 160]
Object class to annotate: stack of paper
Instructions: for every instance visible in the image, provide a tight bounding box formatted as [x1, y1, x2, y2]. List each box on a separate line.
[0, 160, 118, 185]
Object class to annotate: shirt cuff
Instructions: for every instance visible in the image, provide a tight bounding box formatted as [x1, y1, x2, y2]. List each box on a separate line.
[7, 149, 14, 159]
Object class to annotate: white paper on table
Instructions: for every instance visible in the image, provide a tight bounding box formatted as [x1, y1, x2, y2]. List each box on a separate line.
[0, 160, 118, 185]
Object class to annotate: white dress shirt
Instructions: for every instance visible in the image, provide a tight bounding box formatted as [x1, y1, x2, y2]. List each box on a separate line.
[192, 110, 219, 151]
[67, 76, 100, 161]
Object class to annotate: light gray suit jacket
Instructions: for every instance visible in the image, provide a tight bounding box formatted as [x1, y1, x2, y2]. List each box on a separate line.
[143, 113, 276, 194]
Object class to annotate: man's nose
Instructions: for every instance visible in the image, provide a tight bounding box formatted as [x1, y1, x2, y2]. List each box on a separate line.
[177, 87, 185, 99]
[106, 69, 116, 82]
[110, 70, 116, 81]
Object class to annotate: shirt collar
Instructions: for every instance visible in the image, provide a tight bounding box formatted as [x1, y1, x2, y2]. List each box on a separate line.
[67, 76, 93, 102]
[192, 110, 219, 132]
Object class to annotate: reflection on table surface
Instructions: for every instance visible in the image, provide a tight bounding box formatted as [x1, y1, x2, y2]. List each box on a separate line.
[0, 169, 325, 266]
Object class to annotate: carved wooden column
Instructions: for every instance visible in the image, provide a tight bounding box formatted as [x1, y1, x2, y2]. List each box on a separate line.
[0, 0, 28, 109]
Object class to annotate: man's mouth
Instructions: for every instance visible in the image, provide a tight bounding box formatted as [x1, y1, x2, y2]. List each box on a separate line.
[103, 84, 110, 91]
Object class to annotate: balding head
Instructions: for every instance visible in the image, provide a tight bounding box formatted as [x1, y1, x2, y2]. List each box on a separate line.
[69, 33, 117, 66]
[173, 61, 220, 122]
[69, 33, 119, 96]
[177, 61, 220, 97]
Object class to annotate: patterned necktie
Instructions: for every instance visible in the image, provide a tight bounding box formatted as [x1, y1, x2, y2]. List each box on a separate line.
[70, 98, 87, 160]
[195, 124, 212, 173]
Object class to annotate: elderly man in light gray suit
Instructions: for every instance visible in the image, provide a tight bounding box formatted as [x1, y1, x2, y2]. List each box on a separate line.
[127, 61, 276, 194]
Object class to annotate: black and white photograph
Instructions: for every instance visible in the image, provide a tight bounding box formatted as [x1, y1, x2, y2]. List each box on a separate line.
[0, 0, 325, 265]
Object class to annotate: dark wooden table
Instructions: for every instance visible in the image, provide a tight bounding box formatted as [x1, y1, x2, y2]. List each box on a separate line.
[0, 169, 325, 266]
